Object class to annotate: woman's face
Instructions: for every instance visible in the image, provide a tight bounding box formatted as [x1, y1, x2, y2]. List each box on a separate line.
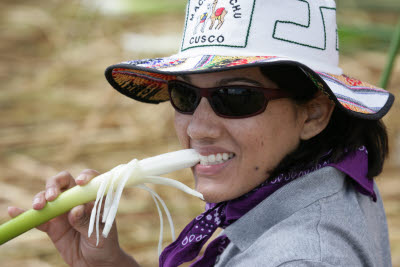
[174, 67, 308, 203]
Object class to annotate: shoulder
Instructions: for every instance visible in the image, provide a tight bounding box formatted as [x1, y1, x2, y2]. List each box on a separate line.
[217, 202, 325, 266]
[216, 168, 391, 266]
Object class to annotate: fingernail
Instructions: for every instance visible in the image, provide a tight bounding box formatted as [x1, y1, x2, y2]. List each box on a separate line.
[45, 188, 55, 200]
[33, 197, 41, 206]
[76, 174, 87, 183]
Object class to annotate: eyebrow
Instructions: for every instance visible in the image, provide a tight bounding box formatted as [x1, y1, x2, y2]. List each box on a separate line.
[178, 76, 264, 87]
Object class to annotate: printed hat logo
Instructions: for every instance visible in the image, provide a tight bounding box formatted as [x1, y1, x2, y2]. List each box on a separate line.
[182, 0, 256, 51]
[209, 0, 228, 30]
[193, 0, 228, 34]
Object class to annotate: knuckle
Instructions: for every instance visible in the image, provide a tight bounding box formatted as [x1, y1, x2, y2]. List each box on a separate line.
[46, 170, 72, 188]
[45, 177, 56, 188]
[58, 170, 72, 178]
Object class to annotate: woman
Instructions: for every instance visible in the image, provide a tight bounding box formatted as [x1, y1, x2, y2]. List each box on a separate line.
[8, 0, 394, 266]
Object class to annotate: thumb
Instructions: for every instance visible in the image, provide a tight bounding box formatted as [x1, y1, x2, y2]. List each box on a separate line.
[68, 202, 119, 247]
[68, 202, 110, 246]
[68, 203, 93, 237]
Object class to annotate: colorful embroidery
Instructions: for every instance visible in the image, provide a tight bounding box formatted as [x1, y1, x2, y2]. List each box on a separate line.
[343, 75, 363, 87]
[112, 68, 174, 103]
[320, 72, 386, 93]
[108, 56, 390, 117]
[131, 58, 188, 70]
[339, 99, 373, 114]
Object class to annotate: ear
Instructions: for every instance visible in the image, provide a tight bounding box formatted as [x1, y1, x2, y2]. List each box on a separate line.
[299, 92, 335, 140]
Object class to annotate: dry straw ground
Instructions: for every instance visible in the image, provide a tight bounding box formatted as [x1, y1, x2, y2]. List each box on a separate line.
[0, 1, 399, 267]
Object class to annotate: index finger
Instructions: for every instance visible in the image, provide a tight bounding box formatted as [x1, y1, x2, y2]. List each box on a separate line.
[45, 171, 75, 201]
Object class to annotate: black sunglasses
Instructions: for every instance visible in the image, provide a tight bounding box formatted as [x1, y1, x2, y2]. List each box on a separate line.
[168, 80, 292, 119]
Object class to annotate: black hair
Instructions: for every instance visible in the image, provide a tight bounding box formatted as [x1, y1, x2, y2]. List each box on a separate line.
[260, 65, 389, 180]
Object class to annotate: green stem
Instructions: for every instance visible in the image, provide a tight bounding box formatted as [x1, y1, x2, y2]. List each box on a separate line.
[0, 149, 200, 245]
[380, 19, 400, 89]
[0, 182, 100, 245]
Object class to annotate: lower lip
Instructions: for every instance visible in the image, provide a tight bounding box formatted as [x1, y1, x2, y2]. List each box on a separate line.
[194, 158, 233, 176]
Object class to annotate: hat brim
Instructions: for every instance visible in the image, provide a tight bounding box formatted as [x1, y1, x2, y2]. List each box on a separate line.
[105, 55, 394, 120]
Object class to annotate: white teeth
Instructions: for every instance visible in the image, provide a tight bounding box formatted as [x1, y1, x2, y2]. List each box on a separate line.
[199, 153, 234, 166]
[208, 154, 216, 162]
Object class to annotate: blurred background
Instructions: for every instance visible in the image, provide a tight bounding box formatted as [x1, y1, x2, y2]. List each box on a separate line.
[0, 0, 399, 266]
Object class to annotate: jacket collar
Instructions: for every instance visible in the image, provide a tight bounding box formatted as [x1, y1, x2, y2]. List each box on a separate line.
[223, 167, 345, 252]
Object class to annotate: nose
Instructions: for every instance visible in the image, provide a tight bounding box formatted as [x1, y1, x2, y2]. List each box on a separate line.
[187, 97, 223, 140]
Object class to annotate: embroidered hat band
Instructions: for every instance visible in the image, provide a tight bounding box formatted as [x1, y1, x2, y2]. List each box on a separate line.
[105, 0, 394, 120]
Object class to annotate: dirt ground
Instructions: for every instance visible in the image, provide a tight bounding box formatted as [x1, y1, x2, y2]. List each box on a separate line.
[0, 1, 399, 266]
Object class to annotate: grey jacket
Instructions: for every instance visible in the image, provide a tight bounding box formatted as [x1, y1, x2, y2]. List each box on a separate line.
[215, 167, 392, 267]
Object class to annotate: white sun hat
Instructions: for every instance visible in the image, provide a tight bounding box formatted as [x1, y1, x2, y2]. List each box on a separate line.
[105, 0, 394, 120]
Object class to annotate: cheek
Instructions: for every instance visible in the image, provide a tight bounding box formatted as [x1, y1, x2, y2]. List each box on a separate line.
[236, 107, 302, 171]
[174, 112, 190, 148]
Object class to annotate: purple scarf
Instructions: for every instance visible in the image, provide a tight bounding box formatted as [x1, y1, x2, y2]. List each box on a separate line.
[159, 147, 375, 267]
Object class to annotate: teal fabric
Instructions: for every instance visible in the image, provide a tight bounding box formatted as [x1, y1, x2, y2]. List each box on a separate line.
[215, 167, 392, 267]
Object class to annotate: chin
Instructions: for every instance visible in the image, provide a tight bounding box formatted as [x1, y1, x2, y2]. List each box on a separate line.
[195, 176, 243, 203]
[197, 185, 234, 204]
[202, 194, 223, 204]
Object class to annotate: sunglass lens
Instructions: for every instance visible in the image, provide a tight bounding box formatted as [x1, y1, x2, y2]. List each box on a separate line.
[170, 83, 199, 113]
[212, 88, 265, 117]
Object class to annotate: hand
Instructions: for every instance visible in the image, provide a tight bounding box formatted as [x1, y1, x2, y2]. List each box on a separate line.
[8, 170, 140, 267]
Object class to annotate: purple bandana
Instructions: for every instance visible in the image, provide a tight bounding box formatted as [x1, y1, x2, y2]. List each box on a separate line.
[159, 147, 375, 267]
